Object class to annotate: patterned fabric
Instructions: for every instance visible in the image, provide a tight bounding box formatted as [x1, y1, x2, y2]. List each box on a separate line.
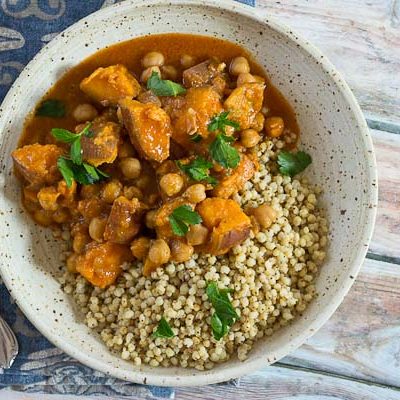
[0, 0, 254, 397]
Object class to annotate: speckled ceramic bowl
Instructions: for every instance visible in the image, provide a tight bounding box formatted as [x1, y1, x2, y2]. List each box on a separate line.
[0, 0, 377, 386]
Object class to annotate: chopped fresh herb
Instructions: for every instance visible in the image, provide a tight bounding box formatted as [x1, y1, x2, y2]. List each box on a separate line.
[190, 133, 202, 143]
[152, 317, 175, 339]
[36, 99, 65, 118]
[177, 157, 217, 185]
[70, 139, 82, 165]
[169, 205, 202, 236]
[206, 282, 239, 341]
[277, 150, 312, 177]
[52, 123, 107, 187]
[147, 71, 186, 97]
[208, 111, 240, 134]
[209, 133, 240, 169]
[57, 157, 109, 188]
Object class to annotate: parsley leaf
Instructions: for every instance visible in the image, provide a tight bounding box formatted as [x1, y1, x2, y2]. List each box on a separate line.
[277, 150, 312, 177]
[152, 317, 175, 339]
[208, 111, 240, 134]
[52, 123, 108, 187]
[70, 139, 82, 165]
[177, 157, 217, 185]
[36, 99, 65, 118]
[209, 133, 240, 169]
[57, 157, 109, 187]
[147, 71, 186, 97]
[169, 205, 202, 236]
[207, 282, 239, 341]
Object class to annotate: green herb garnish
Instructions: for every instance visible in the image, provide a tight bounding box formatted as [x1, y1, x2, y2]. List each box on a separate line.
[147, 71, 186, 97]
[277, 150, 312, 177]
[152, 317, 175, 339]
[190, 133, 202, 143]
[169, 205, 202, 237]
[206, 282, 239, 341]
[36, 99, 65, 118]
[209, 133, 240, 169]
[52, 123, 108, 187]
[177, 157, 217, 186]
[208, 111, 240, 134]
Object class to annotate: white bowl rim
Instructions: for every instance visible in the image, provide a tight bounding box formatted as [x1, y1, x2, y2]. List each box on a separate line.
[0, 0, 378, 387]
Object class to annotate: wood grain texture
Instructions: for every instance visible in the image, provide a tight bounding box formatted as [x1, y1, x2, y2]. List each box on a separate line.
[257, 0, 400, 125]
[282, 257, 400, 387]
[370, 129, 400, 259]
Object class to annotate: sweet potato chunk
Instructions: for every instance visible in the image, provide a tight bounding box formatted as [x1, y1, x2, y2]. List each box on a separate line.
[197, 198, 251, 255]
[103, 196, 144, 244]
[224, 83, 265, 129]
[183, 59, 226, 92]
[213, 154, 257, 198]
[80, 64, 141, 105]
[118, 98, 172, 162]
[172, 87, 223, 150]
[12, 144, 63, 186]
[75, 241, 132, 288]
[81, 122, 121, 166]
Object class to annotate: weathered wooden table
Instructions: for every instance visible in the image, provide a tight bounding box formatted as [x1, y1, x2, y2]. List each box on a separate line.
[2, 0, 399, 399]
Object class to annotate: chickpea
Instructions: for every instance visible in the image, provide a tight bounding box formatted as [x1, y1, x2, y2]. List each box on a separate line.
[89, 217, 107, 242]
[229, 56, 250, 76]
[252, 112, 265, 132]
[161, 65, 178, 81]
[252, 204, 277, 229]
[142, 51, 165, 68]
[81, 184, 101, 199]
[131, 237, 151, 260]
[265, 116, 285, 138]
[52, 207, 70, 224]
[120, 157, 141, 179]
[141, 66, 161, 83]
[169, 239, 194, 263]
[184, 184, 206, 203]
[72, 103, 98, 122]
[159, 173, 184, 197]
[33, 209, 53, 226]
[118, 142, 136, 158]
[101, 180, 122, 204]
[145, 210, 157, 229]
[186, 224, 209, 246]
[237, 72, 256, 86]
[72, 232, 90, 253]
[180, 54, 195, 69]
[66, 253, 78, 273]
[123, 185, 143, 200]
[148, 239, 171, 265]
[240, 129, 261, 148]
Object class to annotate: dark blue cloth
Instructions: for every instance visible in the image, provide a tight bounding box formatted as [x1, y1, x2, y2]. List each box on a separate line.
[0, 0, 254, 396]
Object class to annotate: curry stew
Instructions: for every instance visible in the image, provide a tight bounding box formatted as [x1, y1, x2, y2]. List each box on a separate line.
[13, 34, 299, 290]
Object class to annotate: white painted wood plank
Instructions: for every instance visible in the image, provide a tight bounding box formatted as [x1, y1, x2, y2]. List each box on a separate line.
[257, 0, 400, 126]
[282, 257, 400, 386]
[370, 129, 400, 259]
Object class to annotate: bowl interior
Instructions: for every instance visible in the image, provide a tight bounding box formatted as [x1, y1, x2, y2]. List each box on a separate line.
[0, 0, 377, 386]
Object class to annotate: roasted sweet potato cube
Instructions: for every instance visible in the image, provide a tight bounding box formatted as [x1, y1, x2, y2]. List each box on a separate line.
[75, 241, 132, 288]
[182, 59, 226, 89]
[80, 64, 141, 105]
[224, 83, 265, 129]
[81, 122, 121, 166]
[103, 196, 144, 244]
[213, 154, 257, 198]
[172, 87, 223, 150]
[12, 144, 63, 186]
[118, 98, 172, 163]
[197, 198, 251, 255]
